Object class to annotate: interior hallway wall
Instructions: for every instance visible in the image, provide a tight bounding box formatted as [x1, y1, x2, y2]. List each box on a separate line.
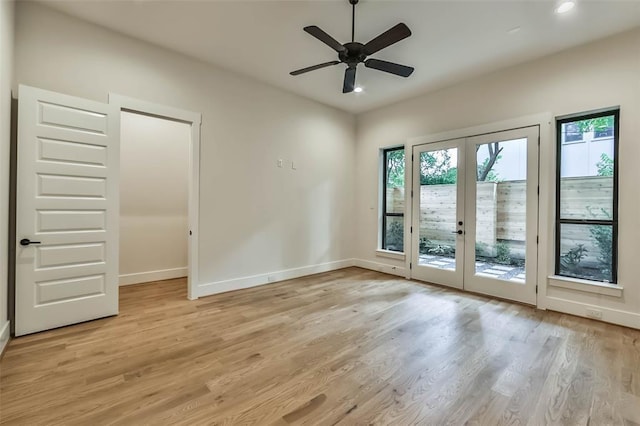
[119, 112, 189, 285]
[14, 2, 356, 296]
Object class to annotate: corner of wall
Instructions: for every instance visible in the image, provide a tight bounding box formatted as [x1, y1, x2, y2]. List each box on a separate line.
[1, 0, 16, 338]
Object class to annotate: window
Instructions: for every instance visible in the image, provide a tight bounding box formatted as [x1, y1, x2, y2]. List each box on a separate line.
[382, 147, 405, 252]
[556, 109, 619, 283]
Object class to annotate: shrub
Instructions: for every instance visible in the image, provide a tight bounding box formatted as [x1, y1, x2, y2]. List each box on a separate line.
[590, 225, 612, 277]
[427, 245, 455, 256]
[385, 220, 404, 252]
[495, 242, 511, 265]
[560, 244, 588, 273]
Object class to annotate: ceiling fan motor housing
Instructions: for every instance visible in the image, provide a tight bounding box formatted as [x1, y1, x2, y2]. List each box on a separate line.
[340, 42, 367, 67]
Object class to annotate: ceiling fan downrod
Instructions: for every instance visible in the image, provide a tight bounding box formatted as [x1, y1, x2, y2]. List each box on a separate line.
[351, 0, 358, 43]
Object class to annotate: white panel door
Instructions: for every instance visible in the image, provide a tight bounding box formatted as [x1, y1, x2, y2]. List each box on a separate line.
[15, 85, 119, 336]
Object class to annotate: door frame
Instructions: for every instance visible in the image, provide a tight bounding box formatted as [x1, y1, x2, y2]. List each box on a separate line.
[109, 94, 202, 300]
[404, 113, 552, 308]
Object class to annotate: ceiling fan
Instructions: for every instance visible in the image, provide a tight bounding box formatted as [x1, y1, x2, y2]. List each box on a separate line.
[290, 0, 414, 93]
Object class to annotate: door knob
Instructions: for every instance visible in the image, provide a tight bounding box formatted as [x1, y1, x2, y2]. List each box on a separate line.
[20, 238, 41, 246]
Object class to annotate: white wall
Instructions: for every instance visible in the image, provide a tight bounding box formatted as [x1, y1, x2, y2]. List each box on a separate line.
[119, 112, 189, 285]
[355, 28, 640, 328]
[0, 0, 14, 349]
[14, 2, 355, 296]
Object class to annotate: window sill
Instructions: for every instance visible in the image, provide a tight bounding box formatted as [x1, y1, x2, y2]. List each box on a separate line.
[376, 249, 405, 261]
[548, 275, 623, 298]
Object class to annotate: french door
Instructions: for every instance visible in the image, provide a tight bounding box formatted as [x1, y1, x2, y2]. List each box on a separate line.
[411, 127, 539, 305]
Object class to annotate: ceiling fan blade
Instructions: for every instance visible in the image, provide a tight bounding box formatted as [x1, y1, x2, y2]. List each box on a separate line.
[363, 23, 411, 56]
[290, 61, 341, 76]
[304, 26, 346, 53]
[365, 59, 414, 77]
[343, 67, 356, 93]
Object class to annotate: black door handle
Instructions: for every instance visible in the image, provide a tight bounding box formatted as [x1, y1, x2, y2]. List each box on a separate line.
[451, 230, 463, 235]
[20, 238, 41, 246]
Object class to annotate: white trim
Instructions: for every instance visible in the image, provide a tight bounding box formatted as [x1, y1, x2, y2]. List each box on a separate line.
[556, 106, 620, 121]
[537, 115, 554, 310]
[408, 113, 552, 147]
[109, 94, 201, 300]
[545, 296, 640, 330]
[548, 275, 623, 298]
[119, 267, 188, 286]
[375, 249, 405, 261]
[354, 258, 407, 277]
[196, 260, 355, 298]
[0, 321, 10, 357]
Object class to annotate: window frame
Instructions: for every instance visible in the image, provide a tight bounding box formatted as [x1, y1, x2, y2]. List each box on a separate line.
[381, 146, 405, 252]
[555, 108, 620, 283]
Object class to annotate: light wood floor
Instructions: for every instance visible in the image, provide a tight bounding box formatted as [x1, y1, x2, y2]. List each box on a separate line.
[1, 267, 639, 425]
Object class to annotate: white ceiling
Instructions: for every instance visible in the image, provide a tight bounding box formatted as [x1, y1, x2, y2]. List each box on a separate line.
[40, 0, 640, 114]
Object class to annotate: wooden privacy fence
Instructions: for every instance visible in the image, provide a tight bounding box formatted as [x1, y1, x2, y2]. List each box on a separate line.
[388, 176, 612, 264]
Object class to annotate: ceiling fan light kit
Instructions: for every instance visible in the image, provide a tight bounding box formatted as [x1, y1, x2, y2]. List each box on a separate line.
[290, 0, 414, 94]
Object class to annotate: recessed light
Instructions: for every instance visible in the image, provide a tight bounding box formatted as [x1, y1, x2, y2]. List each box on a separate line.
[555, 1, 575, 14]
[354, 87, 363, 93]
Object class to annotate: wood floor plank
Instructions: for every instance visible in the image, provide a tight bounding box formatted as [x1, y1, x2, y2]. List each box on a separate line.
[1, 267, 639, 425]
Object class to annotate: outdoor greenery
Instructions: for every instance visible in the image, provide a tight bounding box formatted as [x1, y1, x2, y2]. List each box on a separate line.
[590, 224, 613, 279]
[387, 143, 505, 189]
[576, 116, 614, 133]
[385, 219, 404, 252]
[419, 150, 457, 185]
[418, 237, 454, 257]
[385, 149, 405, 188]
[475, 241, 489, 257]
[596, 153, 614, 177]
[560, 244, 588, 273]
[495, 241, 512, 265]
[476, 143, 503, 182]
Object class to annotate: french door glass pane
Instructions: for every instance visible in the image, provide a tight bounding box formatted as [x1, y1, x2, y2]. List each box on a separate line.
[418, 148, 458, 268]
[559, 223, 613, 282]
[474, 138, 527, 283]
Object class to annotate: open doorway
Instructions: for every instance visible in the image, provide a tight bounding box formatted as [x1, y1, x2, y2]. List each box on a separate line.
[111, 94, 201, 300]
[119, 111, 190, 289]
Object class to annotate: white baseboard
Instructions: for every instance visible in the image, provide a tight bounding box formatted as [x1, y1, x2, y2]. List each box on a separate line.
[545, 296, 640, 330]
[119, 267, 188, 286]
[353, 258, 407, 278]
[0, 320, 10, 357]
[196, 259, 355, 298]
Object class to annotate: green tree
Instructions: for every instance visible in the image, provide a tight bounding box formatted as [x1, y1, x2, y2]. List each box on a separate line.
[386, 149, 405, 188]
[476, 142, 503, 182]
[596, 153, 613, 177]
[420, 150, 457, 185]
[576, 116, 614, 133]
